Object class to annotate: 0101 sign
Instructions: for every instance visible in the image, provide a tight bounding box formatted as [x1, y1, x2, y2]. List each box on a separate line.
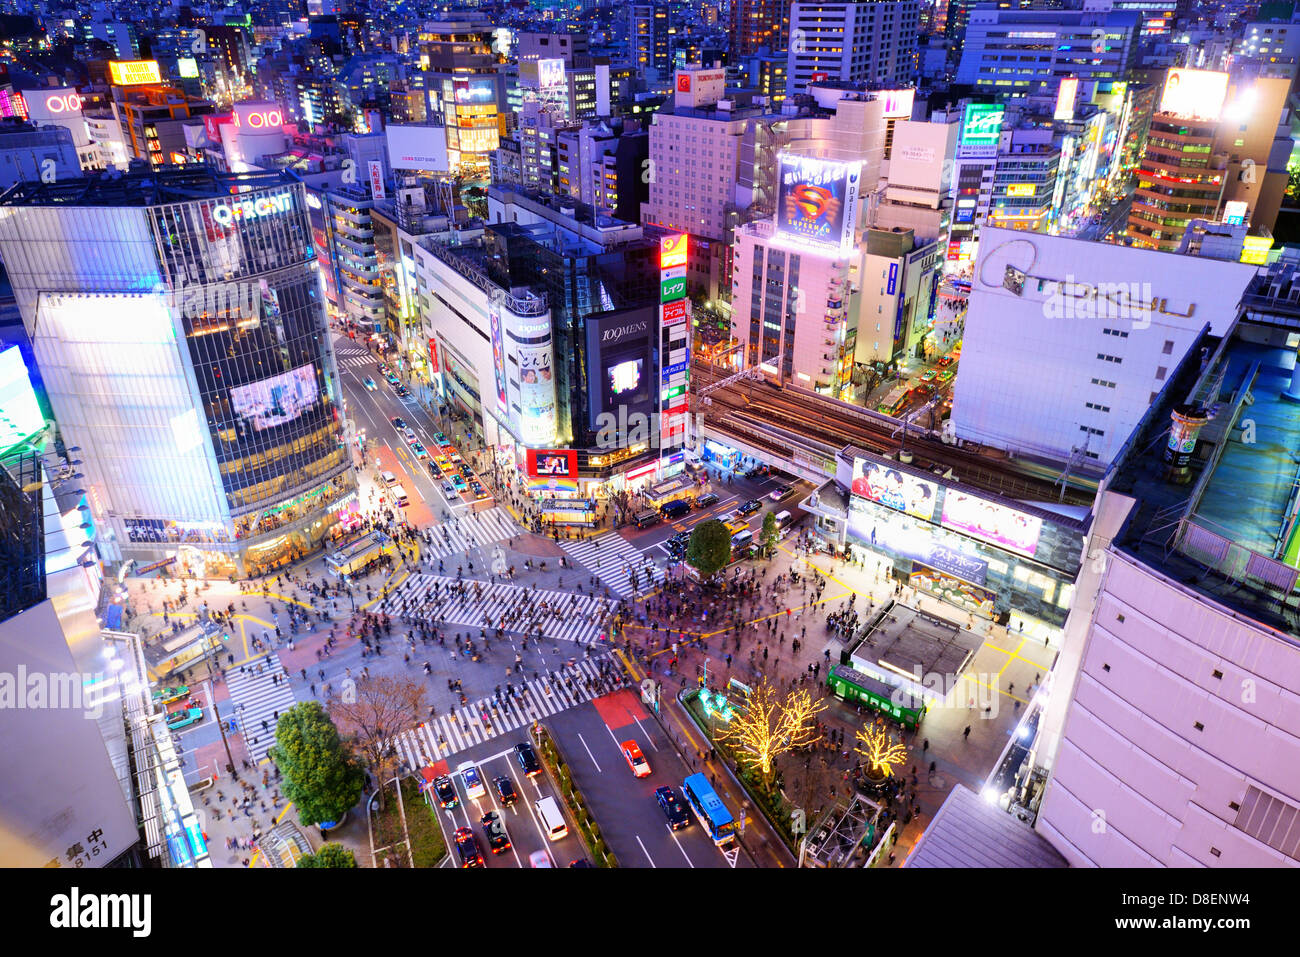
[234, 108, 283, 129]
[43, 92, 83, 114]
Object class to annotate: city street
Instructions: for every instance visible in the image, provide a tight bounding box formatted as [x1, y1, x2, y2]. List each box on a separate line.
[546, 693, 751, 868]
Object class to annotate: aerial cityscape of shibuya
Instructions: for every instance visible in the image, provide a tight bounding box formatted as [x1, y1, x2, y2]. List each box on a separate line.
[0, 0, 1293, 928]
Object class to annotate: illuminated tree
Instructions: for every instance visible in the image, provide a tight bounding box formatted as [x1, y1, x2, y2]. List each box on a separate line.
[716, 679, 825, 784]
[855, 726, 908, 780]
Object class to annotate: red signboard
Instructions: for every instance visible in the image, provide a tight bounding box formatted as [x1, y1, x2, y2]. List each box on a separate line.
[526, 449, 578, 479]
[677, 74, 692, 93]
[428, 338, 440, 374]
[659, 233, 688, 269]
[661, 299, 688, 326]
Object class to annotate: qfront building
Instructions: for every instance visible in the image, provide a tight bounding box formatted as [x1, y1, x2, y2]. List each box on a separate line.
[0, 168, 357, 578]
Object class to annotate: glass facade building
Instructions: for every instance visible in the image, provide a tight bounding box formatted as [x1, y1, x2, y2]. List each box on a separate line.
[0, 167, 357, 578]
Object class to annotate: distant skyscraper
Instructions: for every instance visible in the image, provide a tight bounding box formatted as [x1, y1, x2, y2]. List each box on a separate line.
[731, 0, 791, 58]
[786, 1, 920, 97]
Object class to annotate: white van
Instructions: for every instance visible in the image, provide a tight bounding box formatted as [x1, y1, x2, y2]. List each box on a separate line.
[774, 510, 793, 538]
[380, 470, 398, 487]
[391, 486, 410, 507]
[535, 796, 568, 841]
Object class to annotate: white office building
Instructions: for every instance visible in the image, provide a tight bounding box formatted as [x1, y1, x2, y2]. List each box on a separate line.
[949, 227, 1258, 472]
[787, 0, 921, 98]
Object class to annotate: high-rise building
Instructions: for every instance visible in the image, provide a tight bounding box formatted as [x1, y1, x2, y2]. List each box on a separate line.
[949, 227, 1257, 473]
[955, 8, 1139, 96]
[418, 18, 505, 182]
[786, 1, 920, 98]
[731, 0, 792, 59]
[0, 167, 358, 578]
[1032, 259, 1300, 866]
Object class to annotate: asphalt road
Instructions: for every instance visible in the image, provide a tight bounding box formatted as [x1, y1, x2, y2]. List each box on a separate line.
[547, 695, 751, 868]
[423, 736, 591, 868]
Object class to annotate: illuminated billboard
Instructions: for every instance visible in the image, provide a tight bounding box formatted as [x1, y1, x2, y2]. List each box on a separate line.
[879, 89, 915, 119]
[1223, 200, 1248, 226]
[1005, 184, 1037, 197]
[659, 233, 688, 270]
[538, 58, 566, 90]
[940, 490, 1042, 557]
[775, 155, 862, 254]
[109, 59, 162, 86]
[177, 57, 199, 79]
[526, 449, 578, 479]
[229, 364, 320, 431]
[609, 358, 643, 397]
[851, 459, 938, 522]
[518, 343, 557, 446]
[0, 346, 44, 452]
[961, 104, 1005, 146]
[1054, 78, 1078, 121]
[1160, 69, 1228, 121]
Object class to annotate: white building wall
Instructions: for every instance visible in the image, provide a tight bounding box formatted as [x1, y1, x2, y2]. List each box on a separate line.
[951, 227, 1257, 469]
[1037, 546, 1300, 868]
[643, 110, 744, 242]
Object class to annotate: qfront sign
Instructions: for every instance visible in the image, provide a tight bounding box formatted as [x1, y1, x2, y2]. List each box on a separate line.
[211, 192, 294, 226]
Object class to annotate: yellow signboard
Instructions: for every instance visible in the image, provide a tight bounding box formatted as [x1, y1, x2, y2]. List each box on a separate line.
[1240, 235, 1272, 265]
[109, 59, 162, 86]
[1006, 184, 1037, 197]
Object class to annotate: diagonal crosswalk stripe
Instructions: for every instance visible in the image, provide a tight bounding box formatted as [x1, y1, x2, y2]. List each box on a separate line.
[386, 657, 622, 768]
[224, 652, 298, 764]
[557, 532, 665, 598]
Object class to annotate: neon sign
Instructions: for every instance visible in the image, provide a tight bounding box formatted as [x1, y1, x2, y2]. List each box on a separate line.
[43, 92, 83, 114]
[659, 233, 688, 269]
[109, 59, 162, 86]
[233, 108, 283, 129]
[211, 192, 293, 226]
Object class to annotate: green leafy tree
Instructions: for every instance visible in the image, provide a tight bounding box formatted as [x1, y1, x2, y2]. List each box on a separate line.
[687, 519, 732, 579]
[761, 512, 779, 556]
[296, 842, 358, 868]
[270, 701, 365, 828]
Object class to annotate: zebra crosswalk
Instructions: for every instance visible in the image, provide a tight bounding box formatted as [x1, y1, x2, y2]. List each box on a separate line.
[381, 574, 618, 645]
[419, 507, 520, 562]
[337, 354, 376, 370]
[557, 531, 664, 598]
[225, 653, 297, 764]
[388, 656, 620, 768]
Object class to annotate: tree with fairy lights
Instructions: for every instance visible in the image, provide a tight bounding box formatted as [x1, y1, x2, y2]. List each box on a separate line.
[716, 679, 825, 785]
[855, 726, 908, 781]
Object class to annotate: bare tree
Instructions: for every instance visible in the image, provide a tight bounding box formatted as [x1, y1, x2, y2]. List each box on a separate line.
[328, 675, 427, 811]
[716, 679, 825, 785]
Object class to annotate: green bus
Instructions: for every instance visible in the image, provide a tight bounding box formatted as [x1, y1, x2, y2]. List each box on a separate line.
[826, 664, 926, 729]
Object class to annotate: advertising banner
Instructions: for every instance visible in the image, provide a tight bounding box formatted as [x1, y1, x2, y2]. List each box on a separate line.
[1160, 69, 1228, 121]
[660, 233, 689, 269]
[518, 343, 556, 445]
[488, 303, 507, 413]
[526, 449, 578, 478]
[229, 364, 320, 431]
[368, 161, 386, 200]
[109, 59, 162, 86]
[850, 458, 939, 521]
[909, 561, 996, 616]
[660, 275, 687, 301]
[940, 489, 1042, 557]
[961, 104, 1005, 145]
[776, 155, 861, 253]
[661, 299, 688, 326]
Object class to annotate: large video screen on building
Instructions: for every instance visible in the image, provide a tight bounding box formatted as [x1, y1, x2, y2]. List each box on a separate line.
[1159, 68, 1228, 121]
[940, 489, 1042, 557]
[585, 307, 656, 429]
[851, 458, 939, 522]
[775, 155, 861, 254]
[229, 364, 319, 431]
[526, 448, 578, 479]
[0, 345, 44, 452]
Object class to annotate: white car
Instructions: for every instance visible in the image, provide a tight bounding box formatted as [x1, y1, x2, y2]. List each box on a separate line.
[529, 850, 553, 868]
[402, 427, 418, 444]
[457, 760, 486, 800]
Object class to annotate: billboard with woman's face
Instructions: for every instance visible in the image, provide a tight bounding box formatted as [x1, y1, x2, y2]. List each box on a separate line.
[850, 458, 938, 522]
[940, 490, 1042, 557]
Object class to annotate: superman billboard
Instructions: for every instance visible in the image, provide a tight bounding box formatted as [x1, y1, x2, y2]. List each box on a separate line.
[775, 155, 861, 254]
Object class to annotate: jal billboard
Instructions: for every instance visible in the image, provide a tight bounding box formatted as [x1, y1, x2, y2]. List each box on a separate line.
[775, 155, 861, 254]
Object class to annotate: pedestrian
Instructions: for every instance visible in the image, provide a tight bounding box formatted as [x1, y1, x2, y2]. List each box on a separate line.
[962, 725, 971, 741]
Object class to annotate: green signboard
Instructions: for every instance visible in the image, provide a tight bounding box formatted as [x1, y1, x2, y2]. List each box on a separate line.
[660, 276, 687, 302]
[961, 104, 1005, 146]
